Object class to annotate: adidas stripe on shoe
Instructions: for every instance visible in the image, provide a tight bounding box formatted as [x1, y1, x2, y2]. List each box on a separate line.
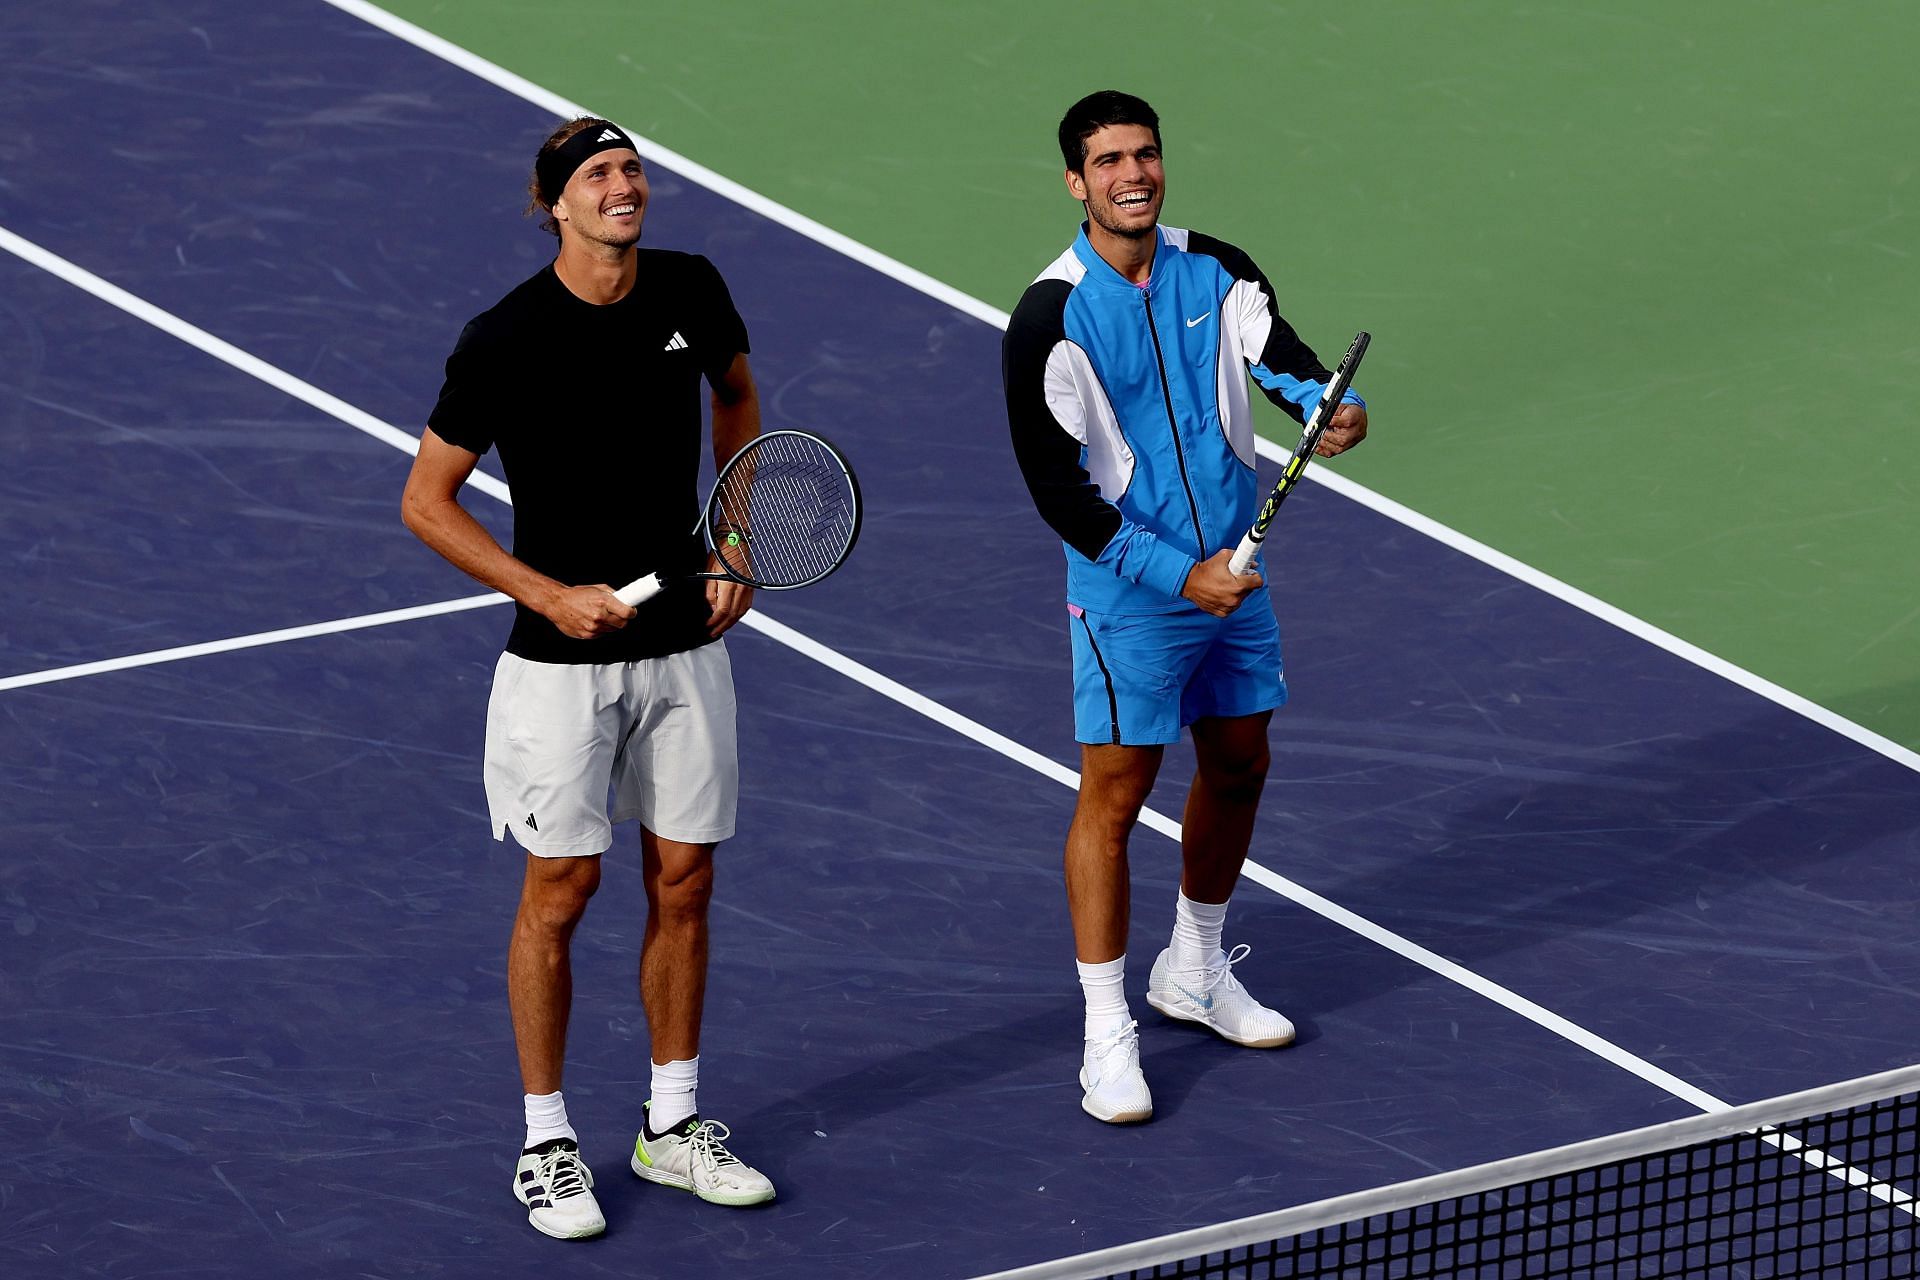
[512, 1137, 605, 1240]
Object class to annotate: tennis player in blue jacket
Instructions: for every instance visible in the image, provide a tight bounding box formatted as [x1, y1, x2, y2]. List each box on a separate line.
[1002, 90, 1369, 1123]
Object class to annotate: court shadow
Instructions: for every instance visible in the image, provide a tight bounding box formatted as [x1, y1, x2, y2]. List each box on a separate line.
[727, 1003, 1079, 1139]
[1138, 1010, 1323, 1122]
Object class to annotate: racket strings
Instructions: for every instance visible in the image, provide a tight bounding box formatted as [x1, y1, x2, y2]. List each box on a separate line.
[708, 436, 857, 588]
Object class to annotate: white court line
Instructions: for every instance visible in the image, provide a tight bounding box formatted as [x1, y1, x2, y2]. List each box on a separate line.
[6, 10, 1896, 1252]
[1303, 467, 1920, 773]
[1, 221, 1731, 1113]
[0, 14, 1898, 1113]
[6, 223, 1913, 1262]
[319, 0, 1920, 780]
[322, 0, 1007, 334]
[974, 1064, 1920, 1278]
[0, 226, 509, 509]
[750, 615, 1734, 1112]
[0, 594, 508, 691]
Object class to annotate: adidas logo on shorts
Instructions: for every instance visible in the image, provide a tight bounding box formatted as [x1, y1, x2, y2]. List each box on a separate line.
[664, 331, 689, 352]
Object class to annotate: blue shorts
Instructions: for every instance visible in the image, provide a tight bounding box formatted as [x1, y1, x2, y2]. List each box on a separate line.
[1067, 603, 1286, 746]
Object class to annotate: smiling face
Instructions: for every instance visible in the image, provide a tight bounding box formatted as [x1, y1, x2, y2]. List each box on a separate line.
[1065, 123, 1164, 242]
[552, 148, 648, 251]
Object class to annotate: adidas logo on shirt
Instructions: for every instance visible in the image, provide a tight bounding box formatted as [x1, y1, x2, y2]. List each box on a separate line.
[664, 331, 689, 352]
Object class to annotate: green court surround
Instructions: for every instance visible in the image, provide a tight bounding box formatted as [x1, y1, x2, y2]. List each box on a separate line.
[382, 0, 1920, 749]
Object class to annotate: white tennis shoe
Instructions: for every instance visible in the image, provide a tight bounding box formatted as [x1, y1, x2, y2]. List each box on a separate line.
[1147, 944, 1295, 1048]
[512, 1138, 606, 1240]
[1079, 1019, 1153, 1123]
[631, 1111, 775, 1206]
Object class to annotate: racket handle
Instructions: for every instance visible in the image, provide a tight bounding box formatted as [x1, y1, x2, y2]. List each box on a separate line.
[1228, 531, 1264, 578]
[614, 573, 666, 607]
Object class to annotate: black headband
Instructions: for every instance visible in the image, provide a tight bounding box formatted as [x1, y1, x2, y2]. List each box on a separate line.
[535, 122, 637, 205]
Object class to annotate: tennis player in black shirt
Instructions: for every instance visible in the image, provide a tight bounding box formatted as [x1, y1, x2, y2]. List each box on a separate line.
[403, 117, 772, 1240]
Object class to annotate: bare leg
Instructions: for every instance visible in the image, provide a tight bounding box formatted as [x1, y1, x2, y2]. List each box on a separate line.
[631, 830, 776, 1200]
[1157, 711, 1292, 1048]
[639, 830, 715, 1064]
[1181, 712, 1273, 903]
[507, 853, 602, 1095]
[1065, 743, 1164, 962]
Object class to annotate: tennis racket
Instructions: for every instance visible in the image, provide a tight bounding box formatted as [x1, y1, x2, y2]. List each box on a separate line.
[614, 429, 862, 607]
[1227, 330, 1370, 577]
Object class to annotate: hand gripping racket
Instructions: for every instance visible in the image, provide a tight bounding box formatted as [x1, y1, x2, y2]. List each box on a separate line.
[1228, 330, 1371, 577]
[614, 429, 862, 607]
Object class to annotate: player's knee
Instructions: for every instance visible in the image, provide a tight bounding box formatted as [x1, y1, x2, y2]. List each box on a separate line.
[522, 856, 601, 928]
[650, 857, 714, 924]
[1073, 792, 1148, 844]
[1202, 748, 1270, 804]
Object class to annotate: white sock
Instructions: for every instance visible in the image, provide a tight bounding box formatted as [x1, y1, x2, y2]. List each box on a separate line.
[648, 1056, 699, 1134]
[524, 1090, 576, 1148]
[1076, 955, 1130, 1041]
[1171, 891, 1229, 971]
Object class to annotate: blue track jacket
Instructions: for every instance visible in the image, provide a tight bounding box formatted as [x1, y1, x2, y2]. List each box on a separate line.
[1003, 224, 1361, 614]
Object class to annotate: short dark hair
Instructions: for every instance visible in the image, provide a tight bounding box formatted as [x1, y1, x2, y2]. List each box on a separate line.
[1057, 90, 1162, 172]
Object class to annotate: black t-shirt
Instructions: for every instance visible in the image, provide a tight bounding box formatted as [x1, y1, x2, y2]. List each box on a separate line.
[428, 252, 750, 663]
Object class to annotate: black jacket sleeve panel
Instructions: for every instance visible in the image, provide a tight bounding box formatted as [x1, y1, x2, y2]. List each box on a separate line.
[1186, 230, 1333, 424]
[1002, 279, 1124, 562]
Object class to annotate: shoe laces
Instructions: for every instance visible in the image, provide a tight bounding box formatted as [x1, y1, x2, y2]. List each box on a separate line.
[1087, 1018, 1140, 1065]
[687, 1120, 744, 1174]
[533, 1144, 592, 1200]
[1198, 943, 1253, 995]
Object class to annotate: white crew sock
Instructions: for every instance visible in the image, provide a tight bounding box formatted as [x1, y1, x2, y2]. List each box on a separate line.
[648, 1056, 700, 1134]
[1171, 890, 1229, 971]
[524, 1089, 577, 1148]
[1076, 955, 1131, 1040]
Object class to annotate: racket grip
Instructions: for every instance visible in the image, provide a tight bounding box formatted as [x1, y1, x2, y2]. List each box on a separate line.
[1228, 532, 1263, 578]
[614, 574, 666, 607]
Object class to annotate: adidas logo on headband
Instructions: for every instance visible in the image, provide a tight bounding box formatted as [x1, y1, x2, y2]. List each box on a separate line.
[535, 121, 638, 203]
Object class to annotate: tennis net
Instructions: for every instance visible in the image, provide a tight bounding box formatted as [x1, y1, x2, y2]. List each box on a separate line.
[976, 1063, 1919, 1280]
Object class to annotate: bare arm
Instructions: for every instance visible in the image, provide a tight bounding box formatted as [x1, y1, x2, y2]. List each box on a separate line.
[710, 352, 760, 471]
[400, 428, 635, 639]
[702, 352, 761, 637]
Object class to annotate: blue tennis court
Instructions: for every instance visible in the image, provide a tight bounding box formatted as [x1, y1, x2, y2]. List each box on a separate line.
[4, 4, 1916, 1277]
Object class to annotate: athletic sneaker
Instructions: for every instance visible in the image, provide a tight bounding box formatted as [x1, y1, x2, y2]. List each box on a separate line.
[630, 1109, 775, 1206]
[1147, 943, 1295, 1048]
[512, 1137, 606, 1240]
[1079, 1019, 1152, 1124]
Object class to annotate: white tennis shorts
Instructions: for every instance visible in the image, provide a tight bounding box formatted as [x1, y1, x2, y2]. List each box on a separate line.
[483, 643, 738, 856]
